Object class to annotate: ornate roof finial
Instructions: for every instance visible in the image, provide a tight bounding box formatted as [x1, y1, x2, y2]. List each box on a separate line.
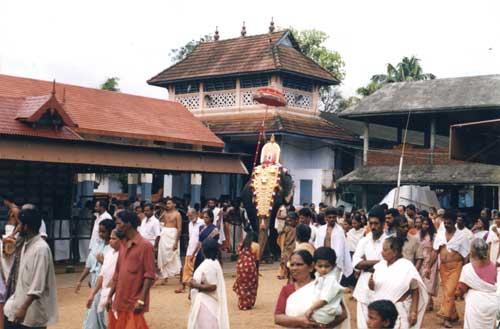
[269, 17, 275, 33]
[51, 79, 56, 96]
[241, 21, 246, 37]
[214, 26, 220, 41]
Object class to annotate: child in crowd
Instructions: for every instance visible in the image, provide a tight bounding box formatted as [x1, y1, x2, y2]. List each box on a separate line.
[367, 300, 399, 329]
[294, 223, 315, 256]
[304, 247, 344, 325]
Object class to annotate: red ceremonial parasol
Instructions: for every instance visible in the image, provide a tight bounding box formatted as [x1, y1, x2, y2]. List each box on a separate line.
[251, 86, 287, 169]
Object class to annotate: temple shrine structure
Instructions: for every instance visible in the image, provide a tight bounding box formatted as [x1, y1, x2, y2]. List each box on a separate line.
[149, 23, 359, 206]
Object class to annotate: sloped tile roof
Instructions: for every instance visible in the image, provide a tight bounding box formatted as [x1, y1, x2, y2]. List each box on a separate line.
[337, 163, 500, 185]
[0, 74, 224, 148]
[340, 75, 500, 118]
[148, 30, 337, 86]
[203, 112, 357, 142]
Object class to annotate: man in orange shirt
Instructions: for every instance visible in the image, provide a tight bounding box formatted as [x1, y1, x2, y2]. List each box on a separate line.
[106, 210, 155, 329]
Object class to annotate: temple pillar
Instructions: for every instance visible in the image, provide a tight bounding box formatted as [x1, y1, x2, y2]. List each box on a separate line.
[430, 117, 437, 164]
[163, 174, 173, 198]
[141, 173, 153, 202]
[363, 121, 369, 165]
[127, 174, 139, 201]
[77, 173, 95, 206]
[190, 173, 202, 207]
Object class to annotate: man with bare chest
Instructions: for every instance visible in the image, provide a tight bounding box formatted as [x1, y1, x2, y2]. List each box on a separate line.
[157, 199, 182, 283]
[429, 210, 470, 328]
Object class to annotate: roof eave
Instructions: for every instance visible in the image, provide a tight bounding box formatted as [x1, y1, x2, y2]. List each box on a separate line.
[148, 68, 338, 87]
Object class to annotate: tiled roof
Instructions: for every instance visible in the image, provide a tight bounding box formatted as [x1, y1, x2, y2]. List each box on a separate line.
[0, 74, 224, 148]
[148, 30, 338, 86]
[203, 112, 357, 142]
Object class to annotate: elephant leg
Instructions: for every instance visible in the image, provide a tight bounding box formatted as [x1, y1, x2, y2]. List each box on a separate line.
[258, 218, 269, 261]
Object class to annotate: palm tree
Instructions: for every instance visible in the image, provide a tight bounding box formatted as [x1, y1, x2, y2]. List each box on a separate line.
[358, 56, 435, 96]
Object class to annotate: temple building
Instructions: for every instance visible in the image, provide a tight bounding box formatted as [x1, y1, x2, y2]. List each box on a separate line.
[338, 74, 500, 212]
[0, 73, 245, 261]
[149, 24, 359, 206]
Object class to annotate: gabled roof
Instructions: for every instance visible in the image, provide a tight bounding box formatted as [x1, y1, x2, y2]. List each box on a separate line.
[148, 30, 338, 86]
[203, 112, 357, 142]
[0, 74, 224, 148]
[339, 74, 500, 118]
[16, 94, 77, 127]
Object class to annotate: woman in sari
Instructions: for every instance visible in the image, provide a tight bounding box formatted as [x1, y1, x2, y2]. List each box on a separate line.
[79, 219, 115, 329]
[274, 250, 348, 328]
[233, 232, 259, 310]
[187, 238, 230, 329]
[369, 236, 428, 329]
[456, 238, 497, 329]
[194, 209, 219, 270]
[418, 216, 438, 311]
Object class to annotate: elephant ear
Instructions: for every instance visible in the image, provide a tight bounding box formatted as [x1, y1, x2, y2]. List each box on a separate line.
[280, 169, 295, 205]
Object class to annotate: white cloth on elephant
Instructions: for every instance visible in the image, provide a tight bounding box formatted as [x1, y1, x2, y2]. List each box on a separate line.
[459, 262, 497, 329]
[188, 259, 230, 329]
[372, 258, 428, 329]
[314, 224, 353, 277]
[157, 227, 181, 279]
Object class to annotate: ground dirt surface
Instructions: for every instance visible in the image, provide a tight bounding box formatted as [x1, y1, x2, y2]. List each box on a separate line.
[53, 262, 464, 329]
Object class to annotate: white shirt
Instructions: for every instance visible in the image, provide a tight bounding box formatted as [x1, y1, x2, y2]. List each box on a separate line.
[39, 220, 47, 238]
[213, 207, 225, 244]
[486, 225, 500, 262]
[314, 224, 353, 277]
[309, 223, 318, 244]
[456, 225, 474, 242]
[138, 215, 161, 246]
[352, 232, 387, 304]
[347, 228, 365, 253]
[187, 219, 204, 256]
[89, 211, 112, 251]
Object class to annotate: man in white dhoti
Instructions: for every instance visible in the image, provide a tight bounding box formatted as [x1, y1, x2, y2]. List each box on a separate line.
[314, 207, 353, 279]
[456, 238, 498, 329]
[370, 236, 428, 329]
[90, 200, 112, 252]
[157, 198, 182, 283]
[187, 238, 230, 329]
[486, 214, 500, 263]
[352, 206, 387, 329]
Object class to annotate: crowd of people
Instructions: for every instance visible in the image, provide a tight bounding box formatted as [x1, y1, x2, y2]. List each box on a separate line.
[273, 203, 500, 329]
[1, 192, 500, 328]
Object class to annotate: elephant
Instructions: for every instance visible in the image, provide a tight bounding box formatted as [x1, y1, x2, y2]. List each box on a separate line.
[240, 168, 294, 262]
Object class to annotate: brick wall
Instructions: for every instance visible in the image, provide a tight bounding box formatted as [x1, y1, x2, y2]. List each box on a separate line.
[366, 144, 463, 166]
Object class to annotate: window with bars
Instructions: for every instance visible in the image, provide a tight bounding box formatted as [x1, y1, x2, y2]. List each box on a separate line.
[204, 78, 236, 92]
[240, 75, 270, 88]
[174, 82, 199, 94]
[282, 74, 313, 92]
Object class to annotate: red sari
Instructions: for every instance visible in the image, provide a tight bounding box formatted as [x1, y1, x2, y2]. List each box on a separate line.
[233, 242, 259, 310]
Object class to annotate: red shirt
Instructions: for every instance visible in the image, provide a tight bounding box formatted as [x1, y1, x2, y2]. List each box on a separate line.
[112, 233, 155, 312]
[274, 283, 296, 315]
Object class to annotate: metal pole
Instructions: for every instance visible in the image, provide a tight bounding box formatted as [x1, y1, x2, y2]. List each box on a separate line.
[394, 111, 412, 207]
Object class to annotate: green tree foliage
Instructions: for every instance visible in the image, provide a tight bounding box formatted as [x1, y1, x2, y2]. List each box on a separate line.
[289, 29, 346, 113]
[169, 34, 213, 63]
[357, 56, 435, 97]
[100, 77, 120, 92]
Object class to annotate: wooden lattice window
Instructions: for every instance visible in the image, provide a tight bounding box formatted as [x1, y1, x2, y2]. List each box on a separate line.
[174, 82, 199, 94]
[240, 75, 269, 88]
[282, 74, 313, 92]
[204, 78, 236, 92]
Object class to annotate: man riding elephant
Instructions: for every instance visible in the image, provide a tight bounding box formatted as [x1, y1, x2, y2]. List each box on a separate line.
[241, 135, 294, 261]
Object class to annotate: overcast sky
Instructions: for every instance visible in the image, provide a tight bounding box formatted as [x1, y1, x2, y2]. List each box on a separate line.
[1, 0, 499, 99]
